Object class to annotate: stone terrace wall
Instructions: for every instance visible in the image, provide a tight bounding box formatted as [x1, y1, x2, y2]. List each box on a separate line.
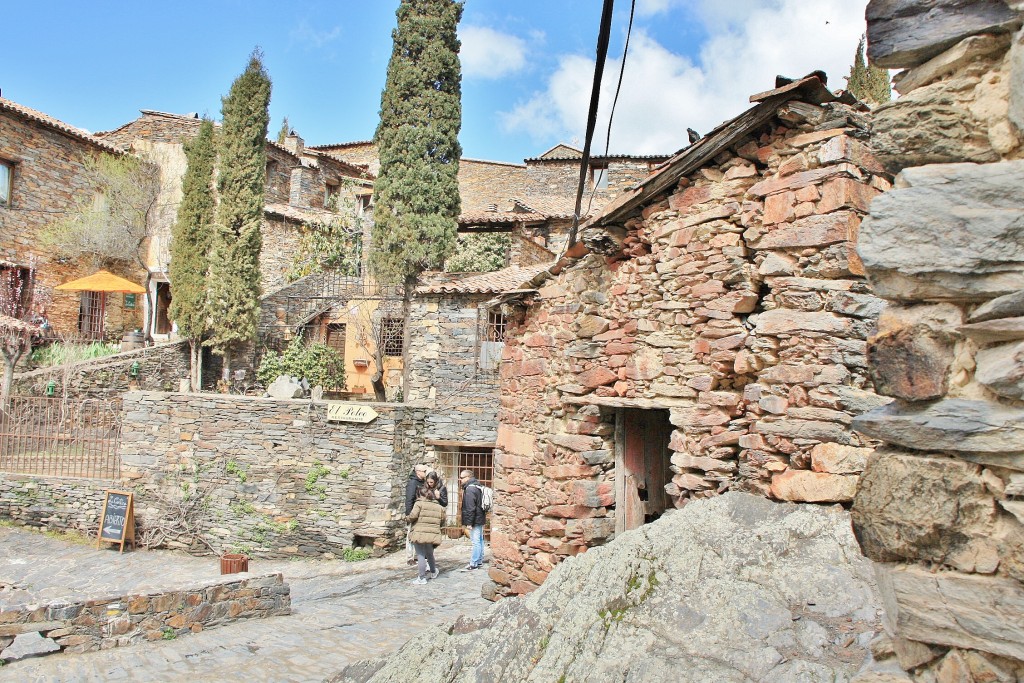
[12, 340, 191, 399]
[406, 293, 501, 444]
[850, 3, 1024, 682]
[492, 99, 890, 597]
[0, 573, 289, 658]
[0, 392, 426, 556]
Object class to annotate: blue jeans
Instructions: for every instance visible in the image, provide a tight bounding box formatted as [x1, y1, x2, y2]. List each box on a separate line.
[470, 524, 485, 567]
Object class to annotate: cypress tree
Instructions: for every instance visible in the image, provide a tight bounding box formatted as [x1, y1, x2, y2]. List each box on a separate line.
[371, 0, 463, 285]
[276, 116, 290, 144]
[168, 118, 216, 391]
[847, 35, 891, 105]
[207, 50, 272, 373]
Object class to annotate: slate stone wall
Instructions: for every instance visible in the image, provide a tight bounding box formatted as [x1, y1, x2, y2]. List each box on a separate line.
[849, 3, 1024, 681]
[0, 392, 427, 557]
[406, 294, 501, 444]
[0, 573, 289, 657]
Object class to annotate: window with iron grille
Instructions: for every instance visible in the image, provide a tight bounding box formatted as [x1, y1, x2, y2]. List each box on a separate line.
[378, 317, 404, 357]
[478, 309, 506, 372]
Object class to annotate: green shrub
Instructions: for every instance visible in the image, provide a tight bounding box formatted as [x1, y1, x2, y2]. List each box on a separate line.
[31, 341, 119, 368]
[343, 546, 371, 562]
[257, 336, 346, 389]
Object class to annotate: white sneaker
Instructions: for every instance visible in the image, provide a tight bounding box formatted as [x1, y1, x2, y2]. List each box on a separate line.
[412, 577, 428, 585]
[430, 568, 440, 579]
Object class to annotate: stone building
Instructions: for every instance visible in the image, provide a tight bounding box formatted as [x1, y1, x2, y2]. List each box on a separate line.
[486, 75, 890, 597]
[849, 2, 1024, 681]
[96, 112, 374, 339]
[0, 97, 145, 340]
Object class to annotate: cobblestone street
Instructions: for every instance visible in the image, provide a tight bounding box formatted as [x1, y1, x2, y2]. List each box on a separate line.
[0, 526, 489, 682]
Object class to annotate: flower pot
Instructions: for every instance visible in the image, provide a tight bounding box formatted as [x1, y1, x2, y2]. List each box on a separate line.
[220, 553, 249, 574]
[446, 527, 463, 540]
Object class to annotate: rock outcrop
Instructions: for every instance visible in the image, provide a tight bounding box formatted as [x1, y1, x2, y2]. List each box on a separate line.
[330, 493, 882, 683]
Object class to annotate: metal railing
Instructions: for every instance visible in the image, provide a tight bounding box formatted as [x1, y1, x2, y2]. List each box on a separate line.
[0, 396, 122, 479]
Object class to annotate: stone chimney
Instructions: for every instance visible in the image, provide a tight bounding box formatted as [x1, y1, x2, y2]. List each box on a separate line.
[284, 131, 304, 155]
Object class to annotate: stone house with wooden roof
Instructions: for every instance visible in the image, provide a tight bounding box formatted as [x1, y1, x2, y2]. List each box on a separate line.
[484, 74, 891, 598]
[0, 96, 146, 341]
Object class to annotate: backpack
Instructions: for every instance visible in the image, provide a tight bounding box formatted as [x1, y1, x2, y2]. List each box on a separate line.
[471, 483, 494, 512]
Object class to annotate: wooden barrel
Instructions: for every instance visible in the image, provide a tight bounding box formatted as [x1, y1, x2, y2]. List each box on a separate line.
[220, 553, 249, 574]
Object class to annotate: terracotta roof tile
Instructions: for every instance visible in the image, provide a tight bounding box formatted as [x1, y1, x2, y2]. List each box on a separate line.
[0, 97, 125, 154]
[415, 264, 549, 295]
[459, 211, 545, 225]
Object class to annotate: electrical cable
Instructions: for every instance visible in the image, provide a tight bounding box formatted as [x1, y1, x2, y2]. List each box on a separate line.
[568, 0, 616, 248]
[586, 0, 636, 219]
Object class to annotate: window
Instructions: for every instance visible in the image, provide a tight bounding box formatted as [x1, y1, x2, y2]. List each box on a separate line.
[0, 160, 12, 207]
[325, 182, 340, 210]
[378, 317, 404, 357]
[478, 310, 507, 372]
[326, 323, 346, 353]
[79, 291, 105, 339]
[356, 194, 372, 215]
[484, 310, 507, 343]
[590, 164, 609, 191]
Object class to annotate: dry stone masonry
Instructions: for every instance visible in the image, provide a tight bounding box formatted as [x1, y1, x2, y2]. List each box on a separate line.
[490, 77, 890, 597]
[850, 2, 1024, 681]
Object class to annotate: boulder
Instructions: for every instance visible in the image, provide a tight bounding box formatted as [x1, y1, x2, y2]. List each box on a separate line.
[329, 493, 882, 683]
[859, 161, 1024, 301]
[853, 398, 1024, 455]
[266, 375, 304, 399]
[865, 0, 1020, 69]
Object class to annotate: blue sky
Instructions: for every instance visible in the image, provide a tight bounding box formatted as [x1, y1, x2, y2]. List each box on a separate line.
[3, 1, 868, 163]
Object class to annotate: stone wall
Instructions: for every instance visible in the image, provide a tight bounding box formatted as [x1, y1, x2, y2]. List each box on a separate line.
[406, 294, 501, 444]
[850, 3, 1024, 682]
[491, 92, 889, 597]
[12, 340, 191, 398]
[0, 573, 289, 658]
[0, 392, 427, 556]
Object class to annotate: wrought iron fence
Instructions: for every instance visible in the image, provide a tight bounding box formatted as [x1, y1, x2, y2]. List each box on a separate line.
[0, 396, 121, 479]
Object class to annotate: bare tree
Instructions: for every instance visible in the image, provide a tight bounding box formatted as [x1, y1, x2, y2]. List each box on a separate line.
[0, 265, 45, 406]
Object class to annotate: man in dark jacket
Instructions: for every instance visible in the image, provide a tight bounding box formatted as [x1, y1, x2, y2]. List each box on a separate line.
[405, 464, 429, 515]
[459, 469, 486, 570]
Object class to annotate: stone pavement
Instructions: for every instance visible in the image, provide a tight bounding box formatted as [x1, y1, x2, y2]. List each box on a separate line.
[0, 526, 490, 682]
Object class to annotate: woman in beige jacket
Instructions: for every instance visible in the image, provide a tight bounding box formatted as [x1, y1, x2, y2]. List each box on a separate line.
[407, 486, 444, 584]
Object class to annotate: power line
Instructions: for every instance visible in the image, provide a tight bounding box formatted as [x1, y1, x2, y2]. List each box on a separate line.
[587, 0, 636, 218]
[568, 0, 616, 249]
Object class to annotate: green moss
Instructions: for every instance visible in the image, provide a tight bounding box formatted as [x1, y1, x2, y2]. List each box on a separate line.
[343, 546, 371, 562]
[305, 461, 330, 501]
[225, 461, 247, 483]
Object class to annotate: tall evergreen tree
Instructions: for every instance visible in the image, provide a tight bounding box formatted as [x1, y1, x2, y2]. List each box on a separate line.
[371, 0, 463, 285]
[207, 50, 272, 374]
[276, 116, 290, 144]
[847, 35, 891, 105]
[168, 118, 216, 391]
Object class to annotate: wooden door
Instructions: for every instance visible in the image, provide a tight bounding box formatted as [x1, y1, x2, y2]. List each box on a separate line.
[616, 408, 672, 534]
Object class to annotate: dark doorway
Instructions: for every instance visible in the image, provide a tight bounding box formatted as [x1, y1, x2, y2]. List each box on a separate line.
[154, 282, 172, 334]
[615, 408, 673, 534]
[79, 291, 105, 339]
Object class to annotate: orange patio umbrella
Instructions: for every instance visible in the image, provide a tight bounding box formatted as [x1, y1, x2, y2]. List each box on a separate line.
[54, 270, 146, 293]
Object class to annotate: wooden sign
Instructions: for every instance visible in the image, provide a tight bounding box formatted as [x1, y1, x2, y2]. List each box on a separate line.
[326, 402, 378, 423]
[97, 490, 135, 553]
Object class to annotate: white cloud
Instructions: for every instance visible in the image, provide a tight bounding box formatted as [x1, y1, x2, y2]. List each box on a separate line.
[460, 26, 527, 79]
[635, 0, 682, 16]
[500, 0, 868, 155]
[289, 21, 342, 49]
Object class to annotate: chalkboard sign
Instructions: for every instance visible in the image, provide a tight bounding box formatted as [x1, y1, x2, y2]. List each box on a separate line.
[96, 490, 135, 553]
